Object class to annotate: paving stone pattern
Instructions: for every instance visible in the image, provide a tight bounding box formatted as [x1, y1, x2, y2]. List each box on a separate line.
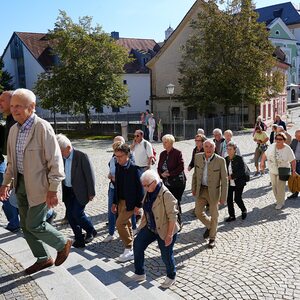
[1, 109, 300, 299]
[0, 248, 46, 300]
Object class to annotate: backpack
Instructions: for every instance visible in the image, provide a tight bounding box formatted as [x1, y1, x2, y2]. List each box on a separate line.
[244, 162, 251, 182]
[144, 141, 156, 165]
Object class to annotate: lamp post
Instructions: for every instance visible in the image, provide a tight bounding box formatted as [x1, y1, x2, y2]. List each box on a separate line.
[166, 83, 175, 134]
[241, 88, 245, 129]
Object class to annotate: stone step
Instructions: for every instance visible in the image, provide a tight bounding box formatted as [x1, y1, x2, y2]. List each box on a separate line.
[73, 248, 178, 300]
[0, 227, 91, 299]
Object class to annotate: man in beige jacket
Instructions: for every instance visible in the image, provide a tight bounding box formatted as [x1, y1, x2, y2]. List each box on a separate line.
[192, 139, 228, 248]
[0, 88, 72, 275]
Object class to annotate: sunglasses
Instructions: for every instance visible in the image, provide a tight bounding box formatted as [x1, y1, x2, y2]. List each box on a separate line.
[195, 139, 203, 142]
[275, 138, 284, 141]
[134, 135, 140, 137]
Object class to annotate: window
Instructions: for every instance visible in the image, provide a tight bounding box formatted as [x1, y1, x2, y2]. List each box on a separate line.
[95, 106, 103, 113]
[275, 30, 280, 35]
[123, 80, 127, 85]
[112, 106, 120, 113]
[145, 100, 149, 105]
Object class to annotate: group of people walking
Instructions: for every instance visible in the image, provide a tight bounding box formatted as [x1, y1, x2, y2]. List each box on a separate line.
[0, 88, 298, 290]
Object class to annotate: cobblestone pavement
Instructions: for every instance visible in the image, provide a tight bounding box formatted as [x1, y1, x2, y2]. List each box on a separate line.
[1, 109, 300, 299]
[0, 248, 46, 300]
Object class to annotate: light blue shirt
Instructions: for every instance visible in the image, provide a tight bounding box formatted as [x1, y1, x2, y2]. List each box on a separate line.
[64, 149, 74, 187]
[0, 160, 6, 173]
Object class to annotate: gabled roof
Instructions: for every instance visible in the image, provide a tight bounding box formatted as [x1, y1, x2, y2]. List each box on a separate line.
[256, 2, 300, 26]
[116, 38, 157, 52]
[267, 17, 297, 40]
[14, 32, 53, 70]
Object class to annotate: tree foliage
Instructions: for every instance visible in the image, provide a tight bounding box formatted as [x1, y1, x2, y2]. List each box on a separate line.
[34, 10, 130, 126]
[0, 58, 14, 92]
[179, 0, 283, 114]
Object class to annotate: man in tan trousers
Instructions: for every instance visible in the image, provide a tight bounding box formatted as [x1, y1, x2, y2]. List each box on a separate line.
[192, 139, 228, 248]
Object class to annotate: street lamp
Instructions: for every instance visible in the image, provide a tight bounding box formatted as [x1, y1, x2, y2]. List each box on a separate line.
[166, 83, 175, 134]
[240, 88, 246, 129]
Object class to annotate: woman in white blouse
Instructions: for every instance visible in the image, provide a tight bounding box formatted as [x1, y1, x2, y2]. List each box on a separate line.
[260, 132, 296, 209]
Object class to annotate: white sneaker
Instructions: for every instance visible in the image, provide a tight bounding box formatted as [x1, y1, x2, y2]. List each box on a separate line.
[118, 249, 134, 262]
[275, 204, 284, 210]
[131, 273, 146, 282]
[103, 234, 116, 242]
[161, 276, 176, 288]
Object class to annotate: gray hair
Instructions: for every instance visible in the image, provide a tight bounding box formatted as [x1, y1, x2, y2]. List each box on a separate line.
[197, 128, 205, 135]
[213, 128, 222, 135]
[203, 139, 216, 147]
[12, 88, 36, 105]
[113, 135, 125, 143]
[135, 129, 144, 136]
[56, 133, 72, 149]
[224, 129, 233, 137]
[140, 169, 161, 184]
[162, 134, 175, 144]
[1, 90, 14, 97]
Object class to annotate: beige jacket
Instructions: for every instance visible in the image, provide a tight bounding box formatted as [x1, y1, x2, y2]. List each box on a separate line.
[3, 115, 65, 207]
[139, 184, 179, 240]
[192, 153, 228, 202]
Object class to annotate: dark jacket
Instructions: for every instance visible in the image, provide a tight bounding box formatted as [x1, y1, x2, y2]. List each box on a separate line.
[0, 114, 16, 155]
[225, 155, 247, 187]
[62, 149, 96, 206]
[189, 146, 204, 170]
[290, 139, 300, 153]
[274, 120, 286, 131]
[114, 159, 143, 210]
[158, 147, 185, 179]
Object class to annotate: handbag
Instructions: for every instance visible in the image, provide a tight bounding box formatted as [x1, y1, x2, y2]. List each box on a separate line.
[278, 167, 291, 181]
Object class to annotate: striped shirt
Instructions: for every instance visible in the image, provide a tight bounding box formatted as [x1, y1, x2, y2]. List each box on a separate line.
[16, 114, 35, 174]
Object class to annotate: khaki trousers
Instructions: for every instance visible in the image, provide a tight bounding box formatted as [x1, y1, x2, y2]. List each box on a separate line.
[116, 200, 134, 249]
[269, 173, 286, 206]
[195, 187, 219, 240]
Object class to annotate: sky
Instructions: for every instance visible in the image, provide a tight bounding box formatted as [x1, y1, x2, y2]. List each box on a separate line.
[0, 0, 292, 56]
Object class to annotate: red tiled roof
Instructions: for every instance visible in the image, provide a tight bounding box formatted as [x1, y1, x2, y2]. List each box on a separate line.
[15, 32, 53, 69]
[116, 38, 157, 52]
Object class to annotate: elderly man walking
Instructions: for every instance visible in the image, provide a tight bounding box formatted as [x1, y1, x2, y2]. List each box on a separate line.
[192, 139, 228, 248]
[56, 134, 97, 248]
[0, 88, 71, 275]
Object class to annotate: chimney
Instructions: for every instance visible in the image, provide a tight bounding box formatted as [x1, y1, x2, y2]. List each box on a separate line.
[111, 31, 119, 40]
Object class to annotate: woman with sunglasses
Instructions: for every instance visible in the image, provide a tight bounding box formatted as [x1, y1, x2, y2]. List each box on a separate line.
[260, 132, 296, 209]
[188, 134, 206, 171]
[225, 141, 247, 222]
[131, 169, 179, 288]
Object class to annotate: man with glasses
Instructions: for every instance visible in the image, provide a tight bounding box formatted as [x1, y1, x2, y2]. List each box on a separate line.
[131, 129, 154, 173]
[112, 143, 144, 262]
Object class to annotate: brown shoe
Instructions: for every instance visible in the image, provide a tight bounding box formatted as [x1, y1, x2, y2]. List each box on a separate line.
[55, 239, 72, 266]
[25, 258, 54, 275]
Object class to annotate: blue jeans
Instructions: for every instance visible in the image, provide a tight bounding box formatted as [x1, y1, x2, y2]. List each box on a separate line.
[108, 186, 136, 236]
[133, 226, 177, 279]
[0, 173, 19, 230]
[64, 187, 95, 242]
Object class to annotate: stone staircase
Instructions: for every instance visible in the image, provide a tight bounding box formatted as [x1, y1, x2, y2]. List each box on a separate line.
[0, 227, 180, 300]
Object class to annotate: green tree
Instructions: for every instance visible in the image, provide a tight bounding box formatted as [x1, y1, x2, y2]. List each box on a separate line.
[34, 10, 130, 126]
[0, 58, 14, 91]
[179, 0, 282, 114]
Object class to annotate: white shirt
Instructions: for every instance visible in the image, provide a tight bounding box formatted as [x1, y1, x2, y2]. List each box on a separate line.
[264, 143, 295, 175]
[132, 139, 153, 167]
[201, 154, 214, 186]
[228, 161, 235, 186]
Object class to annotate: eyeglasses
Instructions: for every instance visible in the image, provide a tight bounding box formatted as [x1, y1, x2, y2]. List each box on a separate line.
[275, 138, 284, 141]
[142, 180, 155, 188]
[134, 135, 140, 137]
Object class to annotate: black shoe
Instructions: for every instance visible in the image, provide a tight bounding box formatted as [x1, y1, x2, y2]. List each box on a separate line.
[287, 193, 298, 199]
[225, 216, 236, 222]
[72, 240, 85, 248]
[208, 239, 215, 249]
[203, 228, 210, 239]
[241, 211, 247, 220]
[5, 226, 20, 233]
[85, 229, 97, 243]
[46, 211, 57, 225]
